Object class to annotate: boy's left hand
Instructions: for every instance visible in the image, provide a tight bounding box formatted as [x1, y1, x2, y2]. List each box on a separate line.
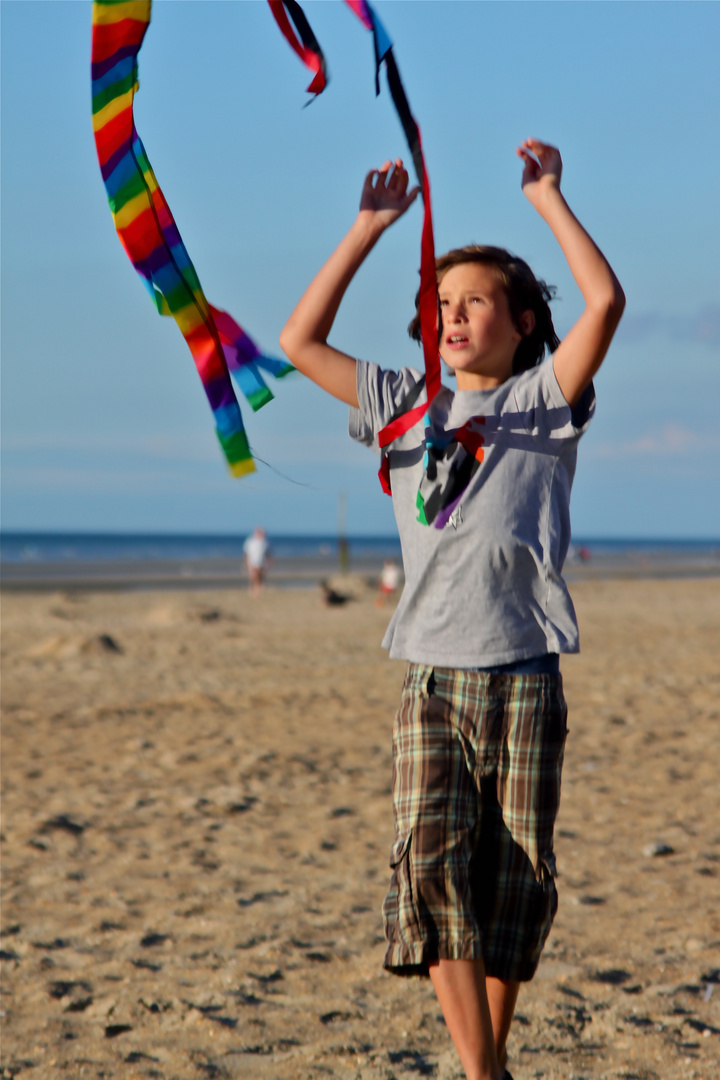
[517, 139, 562, 208]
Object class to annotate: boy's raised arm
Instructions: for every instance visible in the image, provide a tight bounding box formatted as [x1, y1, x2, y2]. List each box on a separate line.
[517, 139, 625, 408]
[279, 161, 419, 408]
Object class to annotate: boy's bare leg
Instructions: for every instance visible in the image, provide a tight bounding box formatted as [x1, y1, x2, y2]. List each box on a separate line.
[486, 977, 520, 1071]
[429, 958, 503, 1080]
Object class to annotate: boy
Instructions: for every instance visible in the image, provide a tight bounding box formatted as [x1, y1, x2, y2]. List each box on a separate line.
[280, 139, 624, 1080]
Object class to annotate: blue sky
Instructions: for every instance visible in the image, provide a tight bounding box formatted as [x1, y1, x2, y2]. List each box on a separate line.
[2, 0, 719, 537]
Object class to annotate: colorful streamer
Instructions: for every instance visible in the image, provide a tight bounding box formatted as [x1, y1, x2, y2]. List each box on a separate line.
[91, 0, 292, 477]
[267, 0, 327, 96]
[268, 0, 441, 495]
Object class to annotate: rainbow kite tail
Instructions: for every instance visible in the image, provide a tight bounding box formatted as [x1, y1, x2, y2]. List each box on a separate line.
[92, 0, 293, 478]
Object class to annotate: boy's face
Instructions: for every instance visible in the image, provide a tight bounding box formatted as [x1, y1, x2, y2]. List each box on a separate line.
[438, 263, 523, 391]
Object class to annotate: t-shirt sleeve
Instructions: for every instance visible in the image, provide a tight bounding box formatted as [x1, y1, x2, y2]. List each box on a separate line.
[513, 357, 595, 444]
[349, 360, 425, 450]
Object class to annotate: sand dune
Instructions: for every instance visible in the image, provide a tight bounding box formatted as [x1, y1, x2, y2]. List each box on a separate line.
[1, 579, 718, 1078]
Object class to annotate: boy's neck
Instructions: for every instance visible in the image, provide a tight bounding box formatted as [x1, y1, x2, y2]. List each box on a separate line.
[454, 369, 513, 392]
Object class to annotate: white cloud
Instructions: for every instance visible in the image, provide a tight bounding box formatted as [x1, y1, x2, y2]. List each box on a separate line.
[587, 423, 720, 459]
[617, 304, 720, 347]
[1, 429, 366, 469]
[1, 432, 219, 462]
[0, 464, 226, 495]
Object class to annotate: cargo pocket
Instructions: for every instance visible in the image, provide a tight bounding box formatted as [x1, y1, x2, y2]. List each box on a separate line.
[531, 851, 559, 963]
[382, 832, 421, 946]
[531, 680, 569, 878]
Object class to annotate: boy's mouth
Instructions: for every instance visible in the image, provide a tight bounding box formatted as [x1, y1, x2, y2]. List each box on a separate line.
[445, 334, 469, 349]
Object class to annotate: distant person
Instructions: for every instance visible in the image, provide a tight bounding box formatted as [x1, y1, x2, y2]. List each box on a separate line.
[243, 528, 270, 596]
[280, 139, 624, 1080]
[376, 559, 402, 606]
[320, 579, 350, 607]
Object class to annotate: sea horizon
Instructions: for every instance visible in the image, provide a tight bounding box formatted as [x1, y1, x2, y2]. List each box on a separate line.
[1, 529, 719, 592]
[3, 528, 720, 556]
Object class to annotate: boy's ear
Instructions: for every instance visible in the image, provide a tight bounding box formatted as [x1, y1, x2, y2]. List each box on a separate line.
[519, 310, 536, 336]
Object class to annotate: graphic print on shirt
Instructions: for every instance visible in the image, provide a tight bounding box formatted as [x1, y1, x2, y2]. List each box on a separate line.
[416, 415, 486, 528]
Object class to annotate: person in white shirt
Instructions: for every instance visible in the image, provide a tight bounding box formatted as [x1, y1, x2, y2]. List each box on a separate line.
[243, 528, 270, 595]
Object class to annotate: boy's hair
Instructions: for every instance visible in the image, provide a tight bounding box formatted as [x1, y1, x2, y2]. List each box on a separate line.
[408, 245, 560, 375]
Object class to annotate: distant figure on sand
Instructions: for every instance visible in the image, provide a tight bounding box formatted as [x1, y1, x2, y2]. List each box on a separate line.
[376, 559, 402, 606]
[243, 528, 270, 596]
[280, 138, 624, 1080]
[320, 580, 350, 607]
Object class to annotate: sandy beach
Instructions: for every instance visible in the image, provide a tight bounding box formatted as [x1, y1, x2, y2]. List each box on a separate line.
[1, 577, 719, 1079]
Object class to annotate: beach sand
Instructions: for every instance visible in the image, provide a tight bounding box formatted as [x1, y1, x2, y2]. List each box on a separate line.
[2, 578, 718, 1079]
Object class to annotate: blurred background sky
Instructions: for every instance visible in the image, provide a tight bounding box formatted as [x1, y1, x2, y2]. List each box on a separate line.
[2, 0, 719, 538]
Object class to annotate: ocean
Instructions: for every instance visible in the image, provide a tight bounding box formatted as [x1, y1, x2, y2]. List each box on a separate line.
[0, 532, 401, 590]
[0, 532, 402, 565]
[1, 532, 719, 590]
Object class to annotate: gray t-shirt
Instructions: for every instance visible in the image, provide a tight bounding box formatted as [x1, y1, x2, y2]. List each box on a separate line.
[349, 358, 594, 667]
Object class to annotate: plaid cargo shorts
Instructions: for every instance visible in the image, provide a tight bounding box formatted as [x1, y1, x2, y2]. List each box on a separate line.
[383, 663, 568, 981]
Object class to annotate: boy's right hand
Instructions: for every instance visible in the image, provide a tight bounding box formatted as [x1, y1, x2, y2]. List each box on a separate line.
[279, 160, 419, 409]
[358, 159, 420, 232]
